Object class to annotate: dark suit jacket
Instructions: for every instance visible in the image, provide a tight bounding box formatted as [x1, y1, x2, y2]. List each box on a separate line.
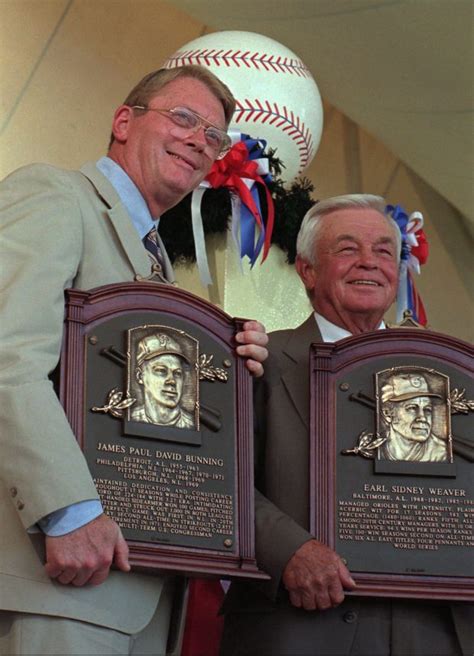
[221, 316, 472, 656]
[0, 162, 174, 635]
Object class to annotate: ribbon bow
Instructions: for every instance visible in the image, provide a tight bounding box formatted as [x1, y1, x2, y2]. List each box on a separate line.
[386, 204, 429, 325]
[190, 132, 274, 286]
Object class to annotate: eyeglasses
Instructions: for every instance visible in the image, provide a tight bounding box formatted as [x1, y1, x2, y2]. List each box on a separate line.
[131, 105, 231, 159]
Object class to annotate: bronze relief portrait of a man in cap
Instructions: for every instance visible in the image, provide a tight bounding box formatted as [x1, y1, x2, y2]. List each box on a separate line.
[376, 368, 452, 463]
[127, 326, 199, 430]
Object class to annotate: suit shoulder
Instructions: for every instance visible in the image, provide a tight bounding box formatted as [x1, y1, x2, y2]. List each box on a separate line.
[0, 164, 90, 233]
[268, 327, 293, 352]
[1, 163, 85, 193]
[261, 328, 294, 376]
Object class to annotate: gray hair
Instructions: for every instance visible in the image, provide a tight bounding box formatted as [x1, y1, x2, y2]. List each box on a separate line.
[296, 194, 402, 265]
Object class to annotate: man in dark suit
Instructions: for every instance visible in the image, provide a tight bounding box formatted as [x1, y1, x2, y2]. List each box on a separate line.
[220, 194, 472, 655]
[0, 65, 268, 655]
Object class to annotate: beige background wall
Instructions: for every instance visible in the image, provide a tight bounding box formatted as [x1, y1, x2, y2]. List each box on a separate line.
[1, 0, 472, 341]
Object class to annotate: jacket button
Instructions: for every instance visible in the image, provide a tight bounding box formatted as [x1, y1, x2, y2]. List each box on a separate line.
[343, 611, 357, 623]
[10, 487, 18, 497]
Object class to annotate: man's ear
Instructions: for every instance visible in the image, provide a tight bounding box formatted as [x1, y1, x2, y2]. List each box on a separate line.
[135, 367, 143, 385]
[382, 406, 392, 424]
[295, 255, 316, 295]
[111, 105, 134, 144]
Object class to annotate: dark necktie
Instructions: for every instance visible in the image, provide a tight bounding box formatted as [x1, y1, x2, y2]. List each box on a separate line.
[143, 226, 165, 274]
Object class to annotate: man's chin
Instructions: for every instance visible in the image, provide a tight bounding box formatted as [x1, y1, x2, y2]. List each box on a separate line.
[165, 170, 203, 200]
[344, 298, 388, 314]
[161, 402, 178, 409]
[408, 432, 430, 442]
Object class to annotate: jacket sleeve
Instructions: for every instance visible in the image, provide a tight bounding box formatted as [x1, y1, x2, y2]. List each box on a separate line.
[252, 362, 313, 600]
[0, 164, 100, 531]
[254, 489, 313, 599]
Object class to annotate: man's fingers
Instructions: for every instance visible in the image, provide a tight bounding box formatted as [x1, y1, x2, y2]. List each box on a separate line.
[242, 320, 267, 336]
[88, 565, 112, 587]
[287, 589, 318, 611]
[234, 321, 268, 377]
[299, 591, 320, 611]
[56, 565, 95, 586]
[236, 343, 268, 359]
[236, 329, 268, 349]
[44, 562, 63, 579]
[113, 531, 131, 573]
[288, 588, 334, 612]
[243, 358, 264, 377]
[69, 568, 96, 587]
[337, 559, 357, 590]
[46, 554, 109, 587]
[313, 590, 333, 611]
[237, 346, 267, 377]
[56, 568, 77, 586]
[44, 514, 129, 588]
[282, 540, 356, 612]
[44, 557, 80, 584]
[298, 577, 342, 611]
[287, 590, 305, 609]
[327, 579, 346, 608]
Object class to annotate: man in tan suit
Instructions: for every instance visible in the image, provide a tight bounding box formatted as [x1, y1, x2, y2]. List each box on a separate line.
[220, 195, 472, 655]
[0, 65, 268, 655]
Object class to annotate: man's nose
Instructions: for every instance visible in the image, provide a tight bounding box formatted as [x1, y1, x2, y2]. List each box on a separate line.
[357, 248, 377, 268]
[183, 124, 207, 150]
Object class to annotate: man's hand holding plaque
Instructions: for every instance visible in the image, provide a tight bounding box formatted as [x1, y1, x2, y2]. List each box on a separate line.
[282, 539, 356, 611]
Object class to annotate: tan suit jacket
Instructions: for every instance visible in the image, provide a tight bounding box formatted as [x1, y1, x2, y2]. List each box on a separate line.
[221, 316, 473, 656]
[0, 162, 174, 634]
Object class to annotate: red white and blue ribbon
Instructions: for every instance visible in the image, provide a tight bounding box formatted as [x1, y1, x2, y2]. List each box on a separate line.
[386, 204, 429, 325]
[191, 131, 274, 285]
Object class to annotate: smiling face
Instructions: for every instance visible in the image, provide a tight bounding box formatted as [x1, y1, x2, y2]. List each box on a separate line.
[296, 208, 399, 333]
[140, 354, 184, 409]
[109, 76, 227, 216]
[386, 396, 434, 443]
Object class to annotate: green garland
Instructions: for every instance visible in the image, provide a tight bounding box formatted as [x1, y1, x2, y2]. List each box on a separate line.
[159, 152, 316, 265]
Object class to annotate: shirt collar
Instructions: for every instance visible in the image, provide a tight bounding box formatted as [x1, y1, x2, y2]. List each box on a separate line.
[96, 156, 157, 240]
[314, 312, 385, 343]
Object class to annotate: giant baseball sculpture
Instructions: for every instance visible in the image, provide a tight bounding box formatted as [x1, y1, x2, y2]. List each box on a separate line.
[164, 31, 323, 184]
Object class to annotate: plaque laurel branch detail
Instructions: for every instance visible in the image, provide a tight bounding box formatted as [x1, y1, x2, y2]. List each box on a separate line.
[91, 387, 136, 418]
[198, 354, 229, 382]
[341, 430, 387, 459]
[450, 388, 474, 414]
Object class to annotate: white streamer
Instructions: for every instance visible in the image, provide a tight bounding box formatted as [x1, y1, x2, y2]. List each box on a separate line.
[230, 194, 244, 274]
[191, 186, 213, 286]
[396, 260, 409, 323]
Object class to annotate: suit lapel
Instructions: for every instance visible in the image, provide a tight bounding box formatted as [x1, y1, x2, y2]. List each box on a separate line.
[79, 162, 160, 281]
[280, 315, 323, 428]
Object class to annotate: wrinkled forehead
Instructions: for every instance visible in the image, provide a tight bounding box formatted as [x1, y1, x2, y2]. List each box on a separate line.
[320, 208, 397, 244]
[148, 77, 227, 127]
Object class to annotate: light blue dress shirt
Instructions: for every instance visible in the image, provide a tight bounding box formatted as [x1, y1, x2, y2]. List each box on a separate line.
[96, 156, 159, 237]
[38, 157, 158, 536]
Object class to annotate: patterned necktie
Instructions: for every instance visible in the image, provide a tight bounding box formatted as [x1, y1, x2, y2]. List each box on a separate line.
[143, 226, 165, 274]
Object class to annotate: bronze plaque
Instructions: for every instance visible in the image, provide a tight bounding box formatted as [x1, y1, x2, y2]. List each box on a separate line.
[60, 282, 267, 580]
[310, 329, 473, 600]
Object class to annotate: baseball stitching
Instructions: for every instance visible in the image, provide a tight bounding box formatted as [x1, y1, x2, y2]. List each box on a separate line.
[165, 49, 310, 77]
[234, 99, 313, 173]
